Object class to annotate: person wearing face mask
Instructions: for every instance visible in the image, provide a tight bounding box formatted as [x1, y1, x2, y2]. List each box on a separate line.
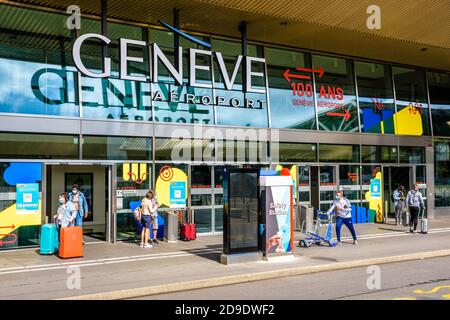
[69, 184, 89, 228]
[326, 190, 358, 245]
[406, 184, 425, 233]
[54, 192, 77, 229]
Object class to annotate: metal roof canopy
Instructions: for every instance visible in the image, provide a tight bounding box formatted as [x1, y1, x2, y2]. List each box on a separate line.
[8, 0, 450, 72]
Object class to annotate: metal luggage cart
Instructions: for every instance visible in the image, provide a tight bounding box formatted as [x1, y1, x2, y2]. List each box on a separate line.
[298, 210, 337, 248]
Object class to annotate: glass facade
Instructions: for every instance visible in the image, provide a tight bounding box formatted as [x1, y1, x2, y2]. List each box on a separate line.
[313, 55, 358, 132]
[278, 143, 317, 163]
[1, 2, 450, 250]
[435, 139, 450, 207]
[393, 67, 431, 136]
[82, 136, 152, 160]
[355, 61, 395, 134]
[428, 72, 450, 136]
[319, 144, 360, 163]
[1, 3, 448, 136]
[267, 47, 316, 130]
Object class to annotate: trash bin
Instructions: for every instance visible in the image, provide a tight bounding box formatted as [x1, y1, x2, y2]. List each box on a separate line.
[300, 204, 314, 233]
[164, 210, 179, 243]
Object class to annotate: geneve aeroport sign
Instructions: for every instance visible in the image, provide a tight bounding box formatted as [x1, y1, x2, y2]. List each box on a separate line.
[72, 33, 267, 109]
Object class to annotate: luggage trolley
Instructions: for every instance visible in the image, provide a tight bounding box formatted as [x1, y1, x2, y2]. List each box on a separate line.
[299, 210, 337, 248]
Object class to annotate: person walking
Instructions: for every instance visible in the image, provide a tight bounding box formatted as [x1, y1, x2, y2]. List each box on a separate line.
[326, 190, 358, 245]
[393, 185, 406, 226]
[54, 192, 77, 230]
[406, 184, 425, 233]
[69, 184, 89, 228]
[140, 191, 158, 248]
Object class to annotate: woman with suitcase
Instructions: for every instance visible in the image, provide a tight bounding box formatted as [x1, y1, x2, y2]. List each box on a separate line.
[54, 192, 77, 229]
[406, 184, 425, 233]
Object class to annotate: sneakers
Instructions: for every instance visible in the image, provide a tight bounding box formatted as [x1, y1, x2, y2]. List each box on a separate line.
[140, 242, 144, 248]
[144, 243, 153, 248]
[153, 239, 159, 244]
[410, 228, 415, 233]
[353, 240, 359, 245]
[337, 241, 342, 246]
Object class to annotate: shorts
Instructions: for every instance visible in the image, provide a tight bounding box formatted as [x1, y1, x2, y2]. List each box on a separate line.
[141, 214, 152, 229]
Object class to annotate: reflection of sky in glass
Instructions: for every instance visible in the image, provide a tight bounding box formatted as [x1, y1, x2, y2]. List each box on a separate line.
[216, 91, 268, 127]
[0, 58, 79, 117]
[269, 88, 315, 129]
[358, 97, 395, 105]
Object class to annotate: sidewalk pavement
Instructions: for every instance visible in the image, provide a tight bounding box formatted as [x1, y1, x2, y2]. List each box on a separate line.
[1, 218, 450, 299]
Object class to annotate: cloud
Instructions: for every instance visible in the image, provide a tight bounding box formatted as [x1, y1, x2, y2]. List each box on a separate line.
[3, 163, 42, 186]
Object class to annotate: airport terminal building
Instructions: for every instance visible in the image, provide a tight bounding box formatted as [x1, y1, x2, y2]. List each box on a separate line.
[0, 0, 449, 249]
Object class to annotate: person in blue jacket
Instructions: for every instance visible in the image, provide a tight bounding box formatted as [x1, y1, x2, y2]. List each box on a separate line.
[69, 184, 89, 227]
[326, 190, 358, 245]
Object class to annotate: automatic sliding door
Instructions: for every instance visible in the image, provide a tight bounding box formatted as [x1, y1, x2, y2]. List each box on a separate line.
[191, 166, 213, 234]
[339, 165, 361, 208]
[319, 166, 337, 212]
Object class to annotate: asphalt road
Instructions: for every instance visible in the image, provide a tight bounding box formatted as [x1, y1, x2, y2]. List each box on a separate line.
[134, 256, 450, 300]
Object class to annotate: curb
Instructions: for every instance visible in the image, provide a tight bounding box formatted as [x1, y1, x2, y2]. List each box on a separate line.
[57, 249, 450, 300]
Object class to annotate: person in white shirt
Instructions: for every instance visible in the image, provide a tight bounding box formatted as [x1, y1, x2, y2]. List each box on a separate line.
[140, 191, 158, 248]
[326, 190, 358, 245]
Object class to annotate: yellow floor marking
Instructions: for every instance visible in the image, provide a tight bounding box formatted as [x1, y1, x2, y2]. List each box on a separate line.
[414, 285, 450, 294]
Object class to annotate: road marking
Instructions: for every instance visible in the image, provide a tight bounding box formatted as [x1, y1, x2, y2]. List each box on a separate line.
[0, 248, 221, 275]
[340, 227, 450, 241]
[392, 297, 417, 300]
[413, 285, 450, 294]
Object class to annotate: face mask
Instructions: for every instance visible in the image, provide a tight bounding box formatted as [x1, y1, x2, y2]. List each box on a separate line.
[72, 189, 78, 194]
[335, 196, 340, 201]
[59, 197, 65, 204]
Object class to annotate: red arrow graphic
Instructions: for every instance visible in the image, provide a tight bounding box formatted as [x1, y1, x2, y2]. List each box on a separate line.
[326, 108, 351, 121]
[296, 66, 324, 78]
[0, 233, 17, 246]
[0, 224, 15, 229]
[283, 69, 311, 82]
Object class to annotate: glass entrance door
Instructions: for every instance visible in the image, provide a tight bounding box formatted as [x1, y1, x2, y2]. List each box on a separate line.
[319, 165, 338, 212]
[383, 166, 413, 220]
[191, 165, 213, 234]
[45, 163, 113, 243]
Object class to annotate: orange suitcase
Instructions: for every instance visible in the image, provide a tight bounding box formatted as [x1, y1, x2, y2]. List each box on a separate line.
[59, 226, 83, 259]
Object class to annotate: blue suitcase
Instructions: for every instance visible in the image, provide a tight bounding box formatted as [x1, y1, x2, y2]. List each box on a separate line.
[40, 224, 59, 255]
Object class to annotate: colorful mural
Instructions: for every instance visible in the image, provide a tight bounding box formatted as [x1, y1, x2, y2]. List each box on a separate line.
[155, 166, 188, 208]
[362, 104, 423, 136]
[0, 163, 42, 246]
[364, 171, 384, 223]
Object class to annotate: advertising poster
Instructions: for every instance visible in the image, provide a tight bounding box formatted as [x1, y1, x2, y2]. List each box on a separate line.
[265, 185, 292, 254]
[169, 181, 187, 208]
[365, 172, 384, 223]
[16, 183, 40, 215]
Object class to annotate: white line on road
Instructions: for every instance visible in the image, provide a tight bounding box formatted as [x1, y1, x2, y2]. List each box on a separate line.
[340, 227, 450, 241]
[0, 248, 221, 275]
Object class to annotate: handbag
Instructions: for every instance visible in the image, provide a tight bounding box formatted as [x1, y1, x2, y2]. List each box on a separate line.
[133, 207, 142, 221]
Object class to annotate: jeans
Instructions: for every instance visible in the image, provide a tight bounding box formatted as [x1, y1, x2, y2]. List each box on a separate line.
[395, 202, 406, 225]
[409, 206, 420, 230]
[75, 213, 84, 227]
[336, 216, 357, 242]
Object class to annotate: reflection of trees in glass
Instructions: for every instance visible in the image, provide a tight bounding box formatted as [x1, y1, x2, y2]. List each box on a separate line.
[313, 54, 358, 132]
